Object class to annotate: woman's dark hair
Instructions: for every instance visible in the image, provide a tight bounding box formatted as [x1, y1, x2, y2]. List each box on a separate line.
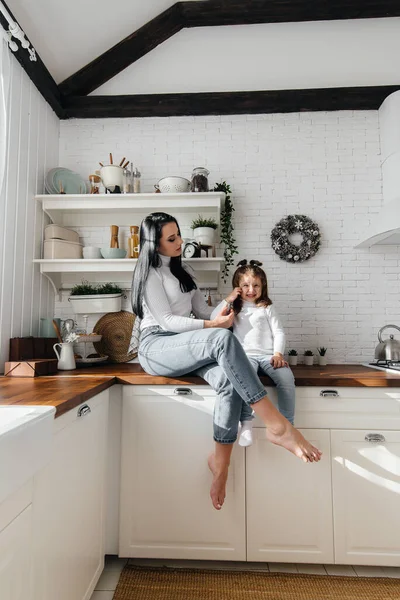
[131, 212, 197, 319]
[232, 259, 272, 314]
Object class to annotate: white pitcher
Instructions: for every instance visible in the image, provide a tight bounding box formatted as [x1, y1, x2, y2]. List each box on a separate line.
[53, 342, 76, 370]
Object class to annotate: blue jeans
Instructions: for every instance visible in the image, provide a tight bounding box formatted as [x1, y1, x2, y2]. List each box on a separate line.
[138, 326, 267, 444]
[240, 356, 295, 425]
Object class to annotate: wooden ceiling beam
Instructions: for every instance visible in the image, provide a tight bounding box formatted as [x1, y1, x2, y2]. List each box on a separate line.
[0, 0, 64, 117]
[182, 1, 400, 27]
[62, 86, 400, 119]
[58, 4, 183, 98]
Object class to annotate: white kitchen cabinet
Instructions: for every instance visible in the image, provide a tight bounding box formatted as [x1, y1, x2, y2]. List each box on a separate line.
[119, 386, 246, 560]
[0, 483, 33, 600]
[246, 429, 333, 563]
[331, 429, 400, 566]
[32, 390, 109, 600]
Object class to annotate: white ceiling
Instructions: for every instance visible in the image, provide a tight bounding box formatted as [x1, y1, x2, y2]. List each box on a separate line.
[7, 0, 200, 83]
[93, 19, 400, 95]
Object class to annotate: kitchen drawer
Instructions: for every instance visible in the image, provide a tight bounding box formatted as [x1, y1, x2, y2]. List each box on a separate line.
[125, 385, 400, 430]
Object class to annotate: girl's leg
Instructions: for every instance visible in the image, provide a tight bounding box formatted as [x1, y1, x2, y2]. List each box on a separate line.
[257, 358, 296, 425]
[140, 328, 321, 464]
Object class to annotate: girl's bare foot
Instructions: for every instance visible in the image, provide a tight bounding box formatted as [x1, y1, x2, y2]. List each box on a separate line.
[208, 453, 229, 510]
[266, 424, 322, 463]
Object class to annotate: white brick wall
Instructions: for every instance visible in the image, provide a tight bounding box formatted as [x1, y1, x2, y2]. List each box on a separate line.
[58, 111, 400, 364]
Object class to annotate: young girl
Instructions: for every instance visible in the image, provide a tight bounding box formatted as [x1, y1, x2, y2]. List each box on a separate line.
[212, 259, 295, 447]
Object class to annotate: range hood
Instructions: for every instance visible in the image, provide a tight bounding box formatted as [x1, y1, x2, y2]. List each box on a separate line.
[356, 91, 400, 248]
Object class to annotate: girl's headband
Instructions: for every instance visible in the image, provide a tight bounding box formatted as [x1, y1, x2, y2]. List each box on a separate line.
[237, 259, 263, 267]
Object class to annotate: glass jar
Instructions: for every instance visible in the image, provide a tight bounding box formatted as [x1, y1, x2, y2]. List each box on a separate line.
[122, 168, 131, 194]
[190, 167, 209, 192]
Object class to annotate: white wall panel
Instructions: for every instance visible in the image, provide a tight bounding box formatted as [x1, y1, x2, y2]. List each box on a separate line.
[0, 55, 60, 372]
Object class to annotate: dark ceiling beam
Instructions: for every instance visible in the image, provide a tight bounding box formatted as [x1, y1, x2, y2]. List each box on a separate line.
[58, 4, 183, 98]
[182, 1, 400, 27]
[62, 86, 400, 119]
[0, 0, 63, 118]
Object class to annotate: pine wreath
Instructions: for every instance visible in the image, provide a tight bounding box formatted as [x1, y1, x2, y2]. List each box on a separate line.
[271, 214, 321, 263]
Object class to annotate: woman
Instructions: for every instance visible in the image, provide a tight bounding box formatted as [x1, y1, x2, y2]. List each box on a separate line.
[132, 212, 321, 510]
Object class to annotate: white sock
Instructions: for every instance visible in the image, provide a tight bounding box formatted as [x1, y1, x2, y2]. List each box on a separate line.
[238, 420, 253, 447]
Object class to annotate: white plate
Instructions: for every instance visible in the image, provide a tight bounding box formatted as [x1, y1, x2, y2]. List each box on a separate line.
[76, 355, 108, 364]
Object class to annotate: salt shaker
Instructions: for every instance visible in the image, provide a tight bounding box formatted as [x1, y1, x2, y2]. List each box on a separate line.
[122, 168, 131, 193]
[132, 167, 141, 193]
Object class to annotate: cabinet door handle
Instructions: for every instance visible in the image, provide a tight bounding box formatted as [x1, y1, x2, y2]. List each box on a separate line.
[77, 404, 91, 417]
[174, 387, 192, 396]
[320, 389, 339, 397]
[365, 433, 386, 443]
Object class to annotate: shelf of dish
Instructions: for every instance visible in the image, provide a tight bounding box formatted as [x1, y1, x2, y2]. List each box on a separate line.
[33, 258, 225, 298]
[35, 193, 225, 226]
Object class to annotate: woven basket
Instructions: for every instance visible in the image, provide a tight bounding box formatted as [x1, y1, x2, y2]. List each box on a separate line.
[93, 311, 137, 363]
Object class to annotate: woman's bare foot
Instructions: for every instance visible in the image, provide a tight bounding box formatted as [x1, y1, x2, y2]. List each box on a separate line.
[266, 424, 322, 463]
[208, 453, 229, 510]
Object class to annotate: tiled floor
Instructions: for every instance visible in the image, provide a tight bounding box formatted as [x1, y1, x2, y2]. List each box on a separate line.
[89, 556, 400, 599]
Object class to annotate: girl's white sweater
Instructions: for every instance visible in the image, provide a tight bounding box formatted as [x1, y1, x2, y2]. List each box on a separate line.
[211, 300, 285, 356]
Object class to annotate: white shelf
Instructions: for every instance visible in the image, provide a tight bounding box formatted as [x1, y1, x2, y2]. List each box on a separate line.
[34, 192, 226, 295]
[34, 258, 225, 297]
[36, 192, 225, 226]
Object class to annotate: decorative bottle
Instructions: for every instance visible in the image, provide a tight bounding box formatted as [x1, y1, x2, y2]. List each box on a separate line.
[128, 226, 140, 258]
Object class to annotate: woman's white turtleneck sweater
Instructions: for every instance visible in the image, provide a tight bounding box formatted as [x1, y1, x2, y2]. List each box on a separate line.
[140, 254, 213, 332]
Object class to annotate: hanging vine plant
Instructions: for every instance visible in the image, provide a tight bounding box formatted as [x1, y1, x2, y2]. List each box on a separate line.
[271, 214, 321, 263]
[213, 181, 238, 283]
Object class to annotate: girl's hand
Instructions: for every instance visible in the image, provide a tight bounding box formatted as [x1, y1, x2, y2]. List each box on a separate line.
[225, 287, 242, 304]
[270, 354, 288, 369]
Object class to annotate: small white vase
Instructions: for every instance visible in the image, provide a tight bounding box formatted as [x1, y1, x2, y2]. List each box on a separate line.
[193, 227, 216, 246]
[288, 356, 298, 366]
[304, 355, 314, 366]
[318, 356, 327, 366]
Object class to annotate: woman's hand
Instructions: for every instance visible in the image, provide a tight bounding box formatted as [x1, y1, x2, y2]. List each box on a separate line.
[224, 287, 242, 304]
[204, 305, 235, 329]
[270, 353, 288, 369]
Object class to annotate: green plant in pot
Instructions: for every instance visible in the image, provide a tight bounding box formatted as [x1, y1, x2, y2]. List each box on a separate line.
[304, 350, 314, 366]
[317, 347, 328, 366]
[190, 215, 218, 246]
[288, 349, 298, 366]
[213, 181, 238, 283]
[69, 281, 124, 314]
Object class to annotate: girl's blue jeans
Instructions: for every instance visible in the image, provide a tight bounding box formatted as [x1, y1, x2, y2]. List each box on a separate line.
[240, 356, 296, 425]
[138, 326, 267, 444]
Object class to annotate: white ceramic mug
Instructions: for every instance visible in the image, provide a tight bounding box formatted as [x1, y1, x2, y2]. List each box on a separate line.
[83, 246, 102, 259]
[53, 343, 76, 370]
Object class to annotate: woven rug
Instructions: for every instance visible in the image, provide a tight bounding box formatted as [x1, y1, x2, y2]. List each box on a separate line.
[113, 565, 399, 600]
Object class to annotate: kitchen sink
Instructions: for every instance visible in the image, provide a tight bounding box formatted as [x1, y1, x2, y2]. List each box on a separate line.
[0, 405, 56, 504]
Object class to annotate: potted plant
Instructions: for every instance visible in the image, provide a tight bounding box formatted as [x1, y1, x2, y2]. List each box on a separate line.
[304, 350, 314, 366]
[213, 181, 238, 283]
[191, 215, 218, 246]
[317, 347, 328, 366]
[288, 349, 298, 366]
[69, 281, 124, 314]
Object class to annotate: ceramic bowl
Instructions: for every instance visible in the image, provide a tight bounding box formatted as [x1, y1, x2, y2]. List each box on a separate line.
[100, 165, 124, 192]
[83, 246, 102, 259]
[100, 248, 127, 259]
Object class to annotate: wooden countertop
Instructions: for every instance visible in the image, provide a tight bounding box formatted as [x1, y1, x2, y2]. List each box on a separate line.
[0, 364, 399, 418]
